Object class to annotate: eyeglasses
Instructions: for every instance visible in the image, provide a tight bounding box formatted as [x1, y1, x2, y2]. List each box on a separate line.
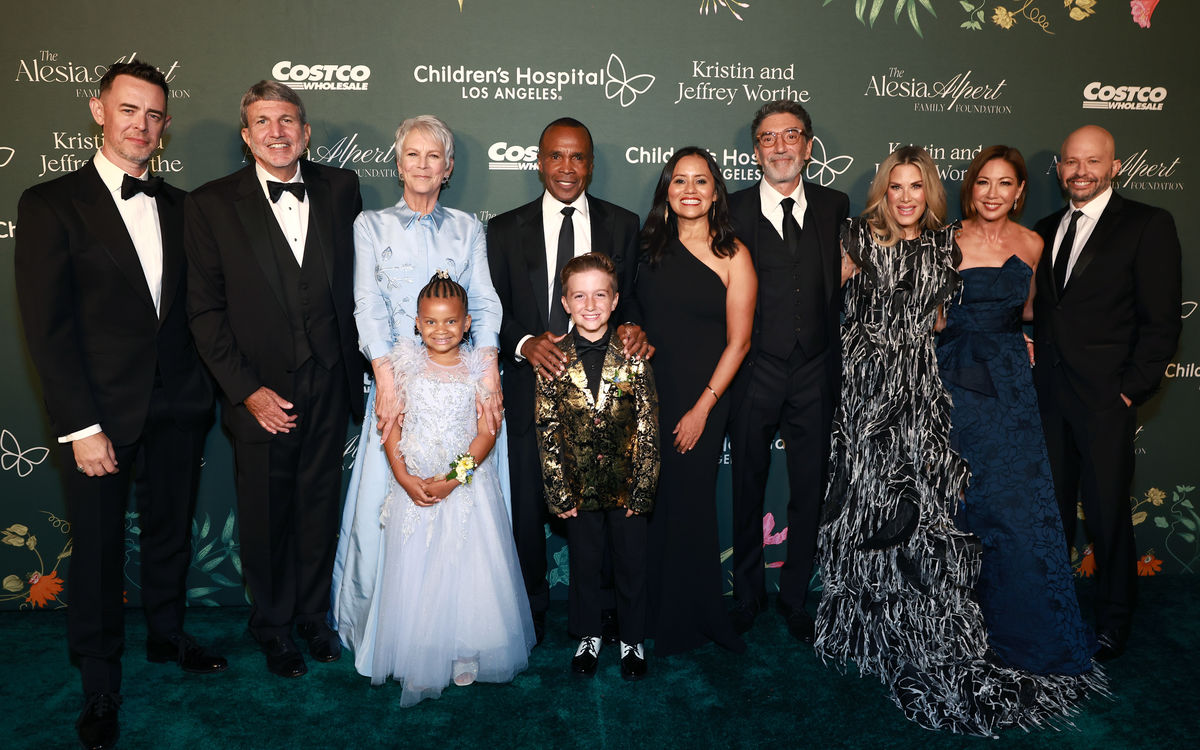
[755, 128, 806, 147]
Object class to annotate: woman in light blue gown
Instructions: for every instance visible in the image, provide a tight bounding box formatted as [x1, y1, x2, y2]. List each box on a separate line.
[332, 115, 504, 677]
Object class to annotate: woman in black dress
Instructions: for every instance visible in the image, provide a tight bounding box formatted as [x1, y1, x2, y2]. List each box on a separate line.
[636, 147, 756, 656]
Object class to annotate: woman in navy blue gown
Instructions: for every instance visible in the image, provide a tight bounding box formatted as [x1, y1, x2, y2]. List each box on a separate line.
[938, 145, 1099, 678]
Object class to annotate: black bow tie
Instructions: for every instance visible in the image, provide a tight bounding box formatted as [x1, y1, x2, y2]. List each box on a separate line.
[268, 180, 306, 203]
[575, 337, 609, 355]
[121, 173, 164, 200]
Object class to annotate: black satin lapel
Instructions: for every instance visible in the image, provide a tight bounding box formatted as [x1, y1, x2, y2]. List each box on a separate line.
[233, 174, 288, 311]
[1038, 209, 1065, 304]
[589, 197, 613, 257]
[521, 206, 549, 331]
[746, 192, 762, 273]
[806, 198, 837, 303]
[156, 190, 184, 326]
[74, 173, 156, 313]
[302, 166, 336, 290]
[1068, 195, 1121, 287]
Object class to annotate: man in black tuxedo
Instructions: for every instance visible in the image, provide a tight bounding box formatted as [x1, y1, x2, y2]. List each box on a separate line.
[185, 81, 363, 678]
[487, 118, 649, 642]
[15, 60, 223, 750]
[726, 100, 850, 642]
[1033, 124, 1181, 661]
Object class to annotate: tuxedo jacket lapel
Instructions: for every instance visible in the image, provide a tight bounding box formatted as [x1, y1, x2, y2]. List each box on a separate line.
[231, 166, 288, 312]
[156, 190, 184, 327]
[518, 202, 549, 330]
[301, 160, 336, 290]
[805, 196, 837, 305]
[73, 164, 156, 314]
[588, 195, 613, 256]
[1068, 193, 1123, 289]
[1038, 207, 1067, 304]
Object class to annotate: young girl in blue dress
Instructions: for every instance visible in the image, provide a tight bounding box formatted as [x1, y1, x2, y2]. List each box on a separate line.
[367, 272, 533, 706]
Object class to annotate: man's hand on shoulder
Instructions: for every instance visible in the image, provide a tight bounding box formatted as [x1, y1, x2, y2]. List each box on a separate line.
[617, 323, 654, 360]
[521, 332, 568, 377]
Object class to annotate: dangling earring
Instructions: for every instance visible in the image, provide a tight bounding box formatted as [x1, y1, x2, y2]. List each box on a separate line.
[413, 324, 420, 336]
[1012, 200, 1017, 213]
[663, 206, 669, 222]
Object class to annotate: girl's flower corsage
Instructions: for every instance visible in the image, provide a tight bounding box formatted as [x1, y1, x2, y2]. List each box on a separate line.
[446, 452, 477, 485]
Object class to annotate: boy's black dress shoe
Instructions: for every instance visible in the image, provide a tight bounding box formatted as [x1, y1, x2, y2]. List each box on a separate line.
[146, 633, 228, 673]
[261, 636, 307, 678]
[296, 621, 342, 663]
[571, 636, 601, 676]
[777, 599, 815, 644]
[619, 641, 647, 681]
[76, 692, 120, 750]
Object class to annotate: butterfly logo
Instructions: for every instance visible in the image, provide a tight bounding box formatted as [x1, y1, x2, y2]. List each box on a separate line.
[0, 147, 14, 168]
[1181, 301, 1197, 319]
[1, 429, 49, 478]
[604, 54, 655, 108]
[805, 136, 854, 187]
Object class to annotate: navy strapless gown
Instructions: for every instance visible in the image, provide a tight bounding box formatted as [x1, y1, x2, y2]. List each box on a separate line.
[938, 255, 1095, 676]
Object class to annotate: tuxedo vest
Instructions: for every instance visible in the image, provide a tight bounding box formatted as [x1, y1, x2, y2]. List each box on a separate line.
[264, 208, 341, 372]
[755, 210, 826, 359]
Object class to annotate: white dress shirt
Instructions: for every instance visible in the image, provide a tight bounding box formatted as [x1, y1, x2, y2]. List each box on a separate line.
[1051, 186, 1113, 285]
[515, 191, 592, 359]
[758, 177, 808, 236]
[255, 163, 309, 263]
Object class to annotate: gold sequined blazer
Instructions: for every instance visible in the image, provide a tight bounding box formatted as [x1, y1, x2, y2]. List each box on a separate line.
[535, 335, 659, 514]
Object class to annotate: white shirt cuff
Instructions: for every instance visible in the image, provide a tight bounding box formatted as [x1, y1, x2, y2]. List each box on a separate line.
[515, 334, 533, 362]
[59, 424, 102, 443]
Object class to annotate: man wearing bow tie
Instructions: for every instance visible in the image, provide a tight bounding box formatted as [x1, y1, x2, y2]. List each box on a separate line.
[15, 60, 222, 750]
[185, 81, 363, 679]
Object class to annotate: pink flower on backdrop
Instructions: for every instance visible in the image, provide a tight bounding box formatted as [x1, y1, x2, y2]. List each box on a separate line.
[1131, 0, 1160, 28]
[763, 513, 787, 567]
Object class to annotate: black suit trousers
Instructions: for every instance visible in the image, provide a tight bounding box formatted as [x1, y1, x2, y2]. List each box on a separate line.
[566, 508, 646, 644]
[729, 346, 833, 611]
[508, 423, 550, 614]
[233, 358, 349, 641]
[59, 380, 205, 694]
[1037, 364, 1137, 633]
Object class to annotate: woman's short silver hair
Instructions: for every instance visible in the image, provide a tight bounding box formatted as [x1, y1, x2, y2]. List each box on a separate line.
[394, 115, 455, 162]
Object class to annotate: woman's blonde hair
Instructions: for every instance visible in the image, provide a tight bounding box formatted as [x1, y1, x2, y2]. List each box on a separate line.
[863, 145, 946, 247]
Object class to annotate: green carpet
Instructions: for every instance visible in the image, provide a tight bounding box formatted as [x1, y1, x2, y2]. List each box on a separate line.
[6, 575, 1195, 749]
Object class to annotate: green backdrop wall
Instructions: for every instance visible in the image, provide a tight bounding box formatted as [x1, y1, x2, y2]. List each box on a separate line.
[3, 0, 1196, 610]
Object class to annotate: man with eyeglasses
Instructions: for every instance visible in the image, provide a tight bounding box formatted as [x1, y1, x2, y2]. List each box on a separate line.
[726, 100, 849, 644]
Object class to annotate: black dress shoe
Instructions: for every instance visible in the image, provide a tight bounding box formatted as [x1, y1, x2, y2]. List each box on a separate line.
[601, 608, 620, 645]
[147, 633, 229, 674]
[261, 636, 307, 678]
[1095, 627, 1129, 662]
[777, 600, 815, 644]
[571, 636, 601, 676]
[532, 610, 547, 645]
[76, 692, 120, 750]
[729, 599, 764, 635]
[296, 621, 342, 663]
[619, 641, 647, 681]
